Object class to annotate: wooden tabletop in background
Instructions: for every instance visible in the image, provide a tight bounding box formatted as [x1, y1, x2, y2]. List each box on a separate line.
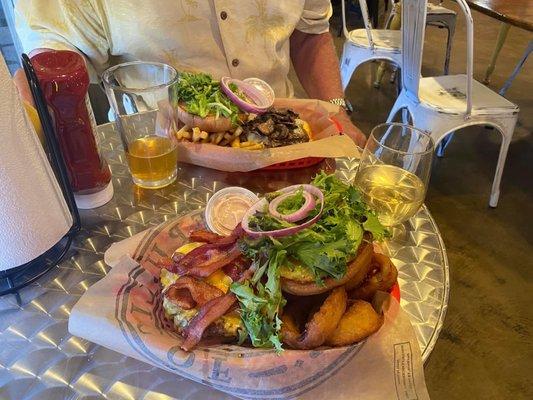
[466, 0, 533, 31]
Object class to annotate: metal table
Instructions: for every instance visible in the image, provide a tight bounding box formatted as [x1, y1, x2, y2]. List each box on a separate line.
[0, 123, 449, 400]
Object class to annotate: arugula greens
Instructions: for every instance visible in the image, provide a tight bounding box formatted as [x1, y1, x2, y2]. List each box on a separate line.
[276, 189, 306, 215]
[170, 72, 240, 124]
[231, 172, 389, 350]
[231, 247, 286, 351]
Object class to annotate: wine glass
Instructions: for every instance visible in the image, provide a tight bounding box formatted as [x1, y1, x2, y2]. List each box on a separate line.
[354, 123, 434, 227]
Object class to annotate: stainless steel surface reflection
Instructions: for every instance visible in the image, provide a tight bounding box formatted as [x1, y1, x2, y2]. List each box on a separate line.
[0, 123, 449, 400]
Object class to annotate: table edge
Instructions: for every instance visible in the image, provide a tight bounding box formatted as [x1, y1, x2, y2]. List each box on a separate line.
[419, 204, 450, 363]
[467, 1, 533, 31]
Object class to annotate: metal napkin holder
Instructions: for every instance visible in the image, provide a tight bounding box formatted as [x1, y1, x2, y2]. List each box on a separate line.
[0, 54, 81, 304]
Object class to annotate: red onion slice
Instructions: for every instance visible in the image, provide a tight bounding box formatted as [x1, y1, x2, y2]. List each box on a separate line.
[220, 76, 273, 114]
[241, 184, 324, 238]
[269, 190, 316, 223]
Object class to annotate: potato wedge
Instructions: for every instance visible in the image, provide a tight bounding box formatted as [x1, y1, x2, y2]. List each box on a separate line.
[281, 287, 347, 350]
[325, 300, 384, 346]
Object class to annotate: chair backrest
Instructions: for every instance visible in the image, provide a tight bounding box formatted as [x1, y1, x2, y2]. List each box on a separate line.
[402, 0, 474, 115]
[455, 0, 475, 116]
[341, 0, 375, 49]
[401, 0, 428, 101]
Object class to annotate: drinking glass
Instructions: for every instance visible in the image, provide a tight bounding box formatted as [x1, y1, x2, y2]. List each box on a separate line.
[354, 123, 434, 227]
[103, 61, 178, 189]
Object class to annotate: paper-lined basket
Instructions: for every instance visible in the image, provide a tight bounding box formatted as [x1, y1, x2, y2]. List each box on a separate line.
[170, 98, 360, 172]
[69, 210, 429, 400]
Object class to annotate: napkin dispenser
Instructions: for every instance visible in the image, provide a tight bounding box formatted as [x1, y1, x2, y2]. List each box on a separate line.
[0, 54, 80, 302]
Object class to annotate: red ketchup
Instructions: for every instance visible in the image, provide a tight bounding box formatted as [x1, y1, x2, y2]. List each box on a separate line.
[32, 50, 112, 207]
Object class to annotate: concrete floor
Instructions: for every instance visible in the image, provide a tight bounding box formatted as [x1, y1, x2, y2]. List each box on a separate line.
[315, 2, 532, 399]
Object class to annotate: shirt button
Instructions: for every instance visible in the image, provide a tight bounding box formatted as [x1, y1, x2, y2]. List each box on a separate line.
[220, 11, 227, 20]
[232, 58, 239, 67]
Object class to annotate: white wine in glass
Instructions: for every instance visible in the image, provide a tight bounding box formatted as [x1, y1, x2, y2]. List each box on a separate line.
[354, 123, 434, 227]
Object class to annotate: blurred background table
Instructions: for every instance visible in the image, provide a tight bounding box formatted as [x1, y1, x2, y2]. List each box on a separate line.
[0, 123, 449, 400]
[465, 0, 533, 31]
[466, 0, 533, 93]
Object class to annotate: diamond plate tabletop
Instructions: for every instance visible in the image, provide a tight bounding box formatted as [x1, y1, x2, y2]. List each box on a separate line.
[0, 123, 449, 400]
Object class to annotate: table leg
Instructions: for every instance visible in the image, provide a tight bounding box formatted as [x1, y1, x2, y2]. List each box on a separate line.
[483, 23, 510, 84]
[499, 40, 533, 96]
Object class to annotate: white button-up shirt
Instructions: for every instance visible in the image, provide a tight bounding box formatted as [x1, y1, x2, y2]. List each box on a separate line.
[15, 0, 332, 97]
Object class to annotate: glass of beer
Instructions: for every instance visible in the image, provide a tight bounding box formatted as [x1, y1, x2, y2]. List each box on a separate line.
[103, 61, 178, 189]
[354, 123, 434, 227]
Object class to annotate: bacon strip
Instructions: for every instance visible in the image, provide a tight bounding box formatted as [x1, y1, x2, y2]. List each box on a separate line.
[165, 276, 223, 310]
[170, 224, 244, 274]
[166, 287, 195, 309]
[157, 257, 174, 270]
[223, 255, 252, 282]
[189, 224, 242, 244]
[176, 244, 242, 277]
[189, 230, 223, 243]
[180, 293, 237, 351]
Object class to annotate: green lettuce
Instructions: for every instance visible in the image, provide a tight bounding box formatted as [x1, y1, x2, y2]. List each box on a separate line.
[233, 172, 389, 351]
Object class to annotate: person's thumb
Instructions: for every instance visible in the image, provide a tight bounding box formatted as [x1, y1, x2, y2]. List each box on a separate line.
[14, 68, 35, 106]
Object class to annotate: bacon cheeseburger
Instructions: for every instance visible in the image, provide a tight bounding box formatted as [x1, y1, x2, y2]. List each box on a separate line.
[158, 173, 398, 352]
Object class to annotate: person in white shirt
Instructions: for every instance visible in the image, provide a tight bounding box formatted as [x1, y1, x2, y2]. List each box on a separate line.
[14, 0, 366, 145]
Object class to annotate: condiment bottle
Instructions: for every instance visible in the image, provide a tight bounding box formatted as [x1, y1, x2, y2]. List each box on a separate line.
[32, 50, 113, 209]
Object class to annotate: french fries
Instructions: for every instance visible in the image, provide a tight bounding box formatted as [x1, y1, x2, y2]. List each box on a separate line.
[174, 126, 264, 150]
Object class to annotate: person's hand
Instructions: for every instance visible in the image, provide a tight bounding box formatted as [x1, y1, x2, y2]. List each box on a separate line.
[334, 110, 367, 148]
[14, 68, 34, 106]
[13, 49, 52, 106]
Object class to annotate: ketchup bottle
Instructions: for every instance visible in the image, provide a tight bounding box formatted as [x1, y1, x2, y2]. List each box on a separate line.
[32, 50, 113, 209]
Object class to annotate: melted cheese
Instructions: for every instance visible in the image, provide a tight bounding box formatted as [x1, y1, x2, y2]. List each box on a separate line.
[205, 270, 233, 293]
[161, 240, 239, 336]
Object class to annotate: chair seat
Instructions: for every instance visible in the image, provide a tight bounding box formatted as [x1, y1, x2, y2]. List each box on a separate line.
[418, 75, 519, 114]
[427, 3, 456, 15]
[347, 29, 401, 50]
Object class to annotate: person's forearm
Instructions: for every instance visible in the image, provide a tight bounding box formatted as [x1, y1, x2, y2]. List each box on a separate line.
[290, 30, 343, 101]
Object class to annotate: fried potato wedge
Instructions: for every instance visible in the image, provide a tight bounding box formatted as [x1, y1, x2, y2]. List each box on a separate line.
[349, 253, 398, 301]
[325, 300, 384, 346]
[281, 287, 347, 349]
[281, 242, 373, 296]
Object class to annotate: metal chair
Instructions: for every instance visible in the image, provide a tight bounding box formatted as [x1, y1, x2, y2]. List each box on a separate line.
[374, 0, 457, 88]
[387, 0, 519, 208]
[385, 1, 456, 74]
[339, 0, 402, 90]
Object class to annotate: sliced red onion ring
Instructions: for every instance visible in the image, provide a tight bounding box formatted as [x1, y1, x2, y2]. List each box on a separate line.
[241, 184, 324, 238]
[220, 76, 273, 114]
[269, 190, 316, 223]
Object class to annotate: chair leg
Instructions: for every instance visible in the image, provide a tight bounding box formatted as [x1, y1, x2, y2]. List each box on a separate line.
[436, 132, 454, 157]
[443, 17, 456, 75]
[373, 3, 401, 88]
[386, 98, 404, 123]
[374, 62, 388, 88]
[401, 107, 411, 125]
[340, 50, 360, 91]
[483, 23, 511, 85]
[489, 124, 515, 208]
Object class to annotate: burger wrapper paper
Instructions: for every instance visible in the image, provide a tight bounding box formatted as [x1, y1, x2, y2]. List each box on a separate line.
[69, 211, 430, 400]
[171, 98, 361, 172]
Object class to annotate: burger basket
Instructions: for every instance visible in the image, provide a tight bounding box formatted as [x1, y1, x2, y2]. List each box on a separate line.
[173, 99, 359, 172]
[68, 210, 430, 400]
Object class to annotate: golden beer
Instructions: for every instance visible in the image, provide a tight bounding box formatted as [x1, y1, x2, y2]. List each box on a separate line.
[125, 136, 177, 188]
